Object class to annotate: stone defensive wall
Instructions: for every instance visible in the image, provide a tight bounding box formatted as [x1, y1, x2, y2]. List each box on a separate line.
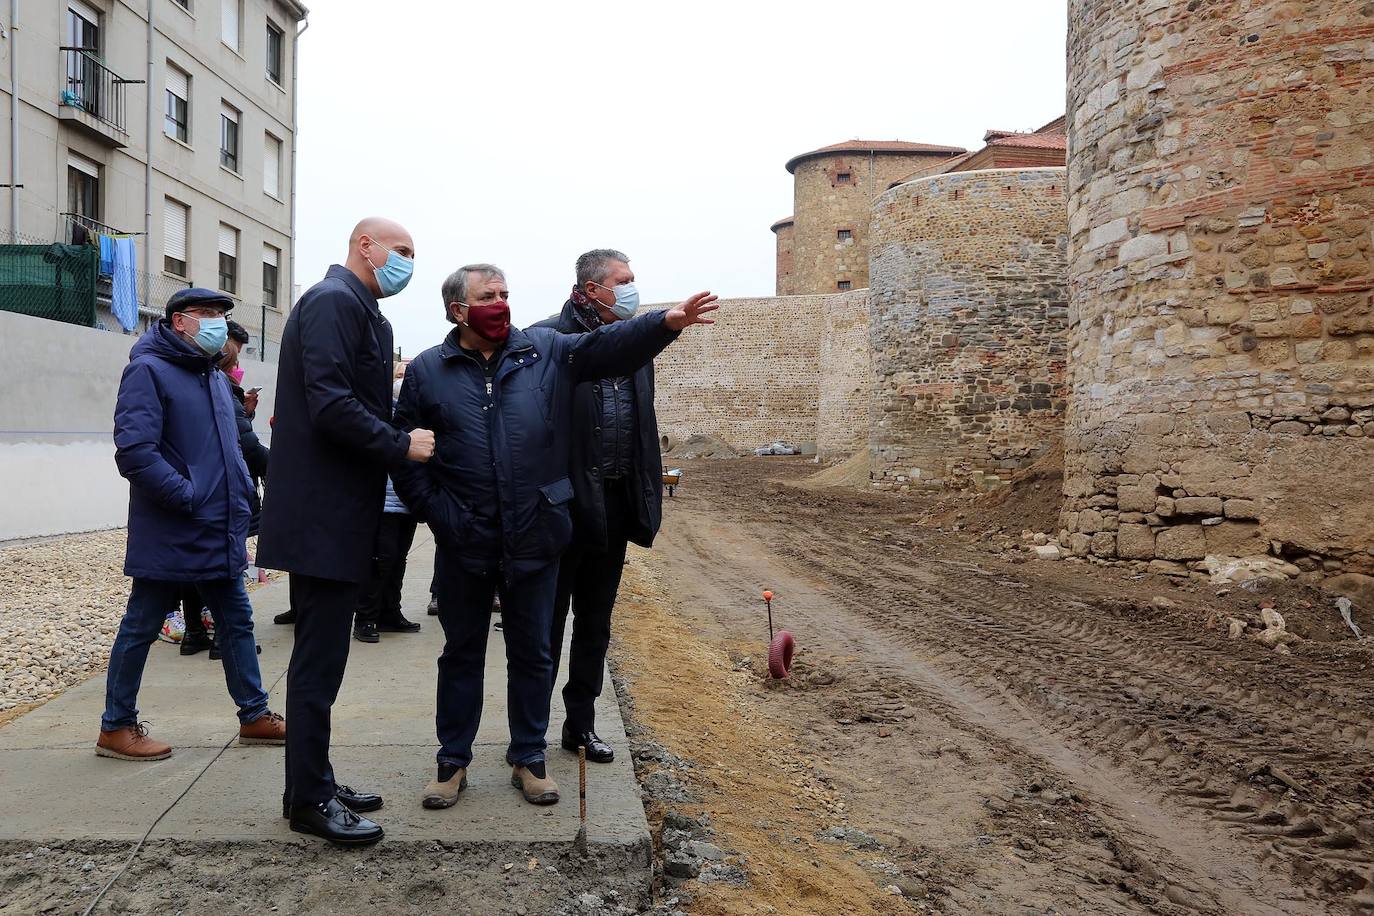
[868, 168, 1070, 490]
[653, 292, 870, 454]
[1062, 0, 1374, 570]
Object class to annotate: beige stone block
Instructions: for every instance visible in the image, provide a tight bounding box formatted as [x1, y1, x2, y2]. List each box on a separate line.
[1155, 496, 1176, 517]
[1175, 496, 1225, 515]
[1203, 521, 1268, 556]
[1117, 523, 1156, 559]
[1223, 498, 1260, 520]
[1155, 525, 1207, 560]
[1078, 509, 1104, 534]
[1068, 532, 1092, 556]
[1118, 486, 1157, 513]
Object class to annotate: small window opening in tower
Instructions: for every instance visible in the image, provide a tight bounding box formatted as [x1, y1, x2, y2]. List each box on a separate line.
[837, 228, 852, 242]
[836, 172, 852, 184]
[837, 280, 853, 291]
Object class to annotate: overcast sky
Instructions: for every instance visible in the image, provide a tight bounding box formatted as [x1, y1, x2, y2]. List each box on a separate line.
[292, 0, 1068, 357]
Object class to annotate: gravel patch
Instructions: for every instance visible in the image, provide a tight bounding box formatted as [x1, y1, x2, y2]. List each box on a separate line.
[0, 530, 130, 718]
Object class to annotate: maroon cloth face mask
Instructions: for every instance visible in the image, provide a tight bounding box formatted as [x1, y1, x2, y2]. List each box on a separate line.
[466, 300, 511, 343]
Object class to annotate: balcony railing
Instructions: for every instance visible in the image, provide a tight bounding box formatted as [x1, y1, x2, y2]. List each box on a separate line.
[60, 48, 137, 135]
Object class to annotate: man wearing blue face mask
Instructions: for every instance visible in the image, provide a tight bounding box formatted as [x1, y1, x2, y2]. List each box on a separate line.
[98, 288, 285, 763]
[530, 249, 669, 765]
[259, 216, 436, 846]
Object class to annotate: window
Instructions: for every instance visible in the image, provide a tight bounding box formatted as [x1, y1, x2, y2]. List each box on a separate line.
[218, 223, 239, 294]
[66, 154, 100, 243]
[263, 245, 280, 309]
[836, 172, 852, 184]
[164, 198, 189, 277]
[837, 280, 853, 291]
[221, 0, 241, 50]
[66, 2, 101, 111]
[219, 102, 240, 171]
[266, 21, 284, 84]
[264, 133, 281, 197]
[172, 0, 189, 10]
[164, 63, 189, 142]
[837, 228, 852, 242]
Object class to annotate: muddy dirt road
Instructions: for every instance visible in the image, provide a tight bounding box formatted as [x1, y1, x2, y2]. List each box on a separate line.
[612, 458, 1374, 915]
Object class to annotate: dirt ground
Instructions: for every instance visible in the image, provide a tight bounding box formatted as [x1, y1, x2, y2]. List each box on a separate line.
[610, 456, 1374, 915]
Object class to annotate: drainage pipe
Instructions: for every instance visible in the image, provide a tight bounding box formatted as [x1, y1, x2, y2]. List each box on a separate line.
[143, 0, 153, 307]
[8, 0, 19, 237]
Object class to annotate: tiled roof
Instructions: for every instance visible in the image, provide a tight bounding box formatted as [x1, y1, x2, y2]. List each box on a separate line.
[770, 216, 795, 231]
[785, 139, 966, 173]
[987, 132, 1068, 150]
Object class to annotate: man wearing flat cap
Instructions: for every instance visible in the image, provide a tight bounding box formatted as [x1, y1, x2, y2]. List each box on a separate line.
[97, 287, 285, 763]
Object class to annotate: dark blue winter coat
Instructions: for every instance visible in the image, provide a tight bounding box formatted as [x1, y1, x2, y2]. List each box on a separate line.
[392, 312, 679, 579]
[113, 321, 254, 581]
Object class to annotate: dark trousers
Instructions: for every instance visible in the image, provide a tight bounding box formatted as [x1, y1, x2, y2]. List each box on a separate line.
[178, 583, 208, 640]
[355, 513, 418, 627]
[284, 574, 361, 808]
[551, 479, 632, 734]
[434, 558, 559, 768]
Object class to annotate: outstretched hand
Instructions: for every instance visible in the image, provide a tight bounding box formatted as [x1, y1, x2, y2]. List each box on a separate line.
[662, 291, 720, 332]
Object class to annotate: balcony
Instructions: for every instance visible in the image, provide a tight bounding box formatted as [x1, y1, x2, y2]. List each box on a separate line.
[58, 48, 141, 148]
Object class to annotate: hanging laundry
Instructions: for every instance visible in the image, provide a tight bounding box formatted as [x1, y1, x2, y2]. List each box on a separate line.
[110, 236, 139, 332]
[97, 233, 115, 276]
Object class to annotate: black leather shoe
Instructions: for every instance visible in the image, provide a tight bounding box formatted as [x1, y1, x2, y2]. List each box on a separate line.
[353, 622, 380, 643]
[426, 596, 438, 616]
[179, 632, 214, 656]
[289, 797, 383, 846]
[273, 610, 297, 625]
[561, 726, 614, 763]
[281, 786, 383, 818]
[335, 784, 383, 813]
[377, 615, 421, 633]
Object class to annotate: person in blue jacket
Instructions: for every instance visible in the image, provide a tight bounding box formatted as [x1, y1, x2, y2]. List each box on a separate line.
[393, 263, 717, 811]
[97, 288, 285, 762]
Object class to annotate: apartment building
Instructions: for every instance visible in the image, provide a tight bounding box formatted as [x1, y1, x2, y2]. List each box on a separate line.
[0, 0, 306, 356]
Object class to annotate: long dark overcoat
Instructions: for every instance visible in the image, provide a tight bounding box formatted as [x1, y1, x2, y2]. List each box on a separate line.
[257, 265, 410, 583]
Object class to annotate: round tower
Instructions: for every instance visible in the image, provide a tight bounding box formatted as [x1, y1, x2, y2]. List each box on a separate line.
[784, 140, 965, 295]
[1063, 0, 1374, 569]
[771, 216, 796, 296]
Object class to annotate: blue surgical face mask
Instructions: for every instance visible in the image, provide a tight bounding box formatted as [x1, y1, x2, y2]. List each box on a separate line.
[594, 281, 640, 320]
[365, 238, 414, 297]
[186, 314, 228, 355]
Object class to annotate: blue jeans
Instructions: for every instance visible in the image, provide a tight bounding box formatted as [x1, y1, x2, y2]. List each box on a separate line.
[102, 577, 270, 732]
[434, 559, 558, 769]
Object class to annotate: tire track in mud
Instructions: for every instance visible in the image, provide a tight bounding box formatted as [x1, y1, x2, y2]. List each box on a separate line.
[655, 464, 1374, 912]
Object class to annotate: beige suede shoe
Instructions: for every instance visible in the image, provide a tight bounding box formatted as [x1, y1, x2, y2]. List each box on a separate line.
[511, 764, 559, 805]
[421, 769, 468, 809]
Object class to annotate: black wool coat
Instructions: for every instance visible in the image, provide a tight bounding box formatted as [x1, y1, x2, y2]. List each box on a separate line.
[256, 265, 411, 583]
[529, 300, 665, 551]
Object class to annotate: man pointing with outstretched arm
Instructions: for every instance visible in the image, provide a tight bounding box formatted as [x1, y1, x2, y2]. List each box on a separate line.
[258, 217, 436, 846]
[393, 264, 717, 811]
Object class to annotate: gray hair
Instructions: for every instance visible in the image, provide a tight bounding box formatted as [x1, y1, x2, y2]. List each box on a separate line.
[442, 263, 506, 324]
[575, 249, 629, 288]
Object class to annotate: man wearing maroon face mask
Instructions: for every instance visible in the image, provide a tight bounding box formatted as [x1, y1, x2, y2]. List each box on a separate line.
[392, 263, 717, 810]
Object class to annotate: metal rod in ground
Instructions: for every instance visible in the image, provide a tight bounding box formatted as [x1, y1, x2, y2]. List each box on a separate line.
[767, 598, 774, 642]
[575, 745, 588, 853]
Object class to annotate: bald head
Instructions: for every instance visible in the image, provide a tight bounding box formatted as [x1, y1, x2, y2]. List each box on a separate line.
[345, 216, 415, 298]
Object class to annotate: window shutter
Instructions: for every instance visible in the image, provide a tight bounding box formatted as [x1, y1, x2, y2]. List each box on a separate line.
[264, 135, 280, 196]
[263, 244, 279, 267]
[69, 1, 101, 28]
[221, 0, 239, 48]
[166, 64, 188, 101]
[221, 101, 238, 125]
[67, 153, 100, 178]
[164, 199, 188, 261]
[218, 223, 238, 257]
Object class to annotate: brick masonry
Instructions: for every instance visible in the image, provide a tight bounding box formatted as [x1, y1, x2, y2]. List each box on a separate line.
[1063, 0, 1374, 570]
[869, 168, 1070, 491]
[654, 294, 869, 453]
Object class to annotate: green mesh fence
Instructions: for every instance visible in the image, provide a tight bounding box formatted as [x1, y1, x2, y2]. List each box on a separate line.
[0, 244, 99, 327]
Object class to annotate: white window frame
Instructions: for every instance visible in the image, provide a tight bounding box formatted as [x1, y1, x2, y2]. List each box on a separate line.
[263, 132, 281, 198]
[163, 197, 190, 278]
[221, 0, 241, 51]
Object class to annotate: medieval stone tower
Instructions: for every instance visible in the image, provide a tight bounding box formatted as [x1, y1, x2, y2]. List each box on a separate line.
[774, 140, 965, 296]
[1062, 0, 1374, 568]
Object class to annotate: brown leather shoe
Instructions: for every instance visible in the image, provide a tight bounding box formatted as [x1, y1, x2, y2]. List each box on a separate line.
[238, 711, 286, 746]
[421, 769, 468, 809]
[96, 723, 172, 761]
[511, 764, 559, 805]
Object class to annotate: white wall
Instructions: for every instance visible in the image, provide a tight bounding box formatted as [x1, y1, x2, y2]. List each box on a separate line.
[0, 311, 278, 541]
